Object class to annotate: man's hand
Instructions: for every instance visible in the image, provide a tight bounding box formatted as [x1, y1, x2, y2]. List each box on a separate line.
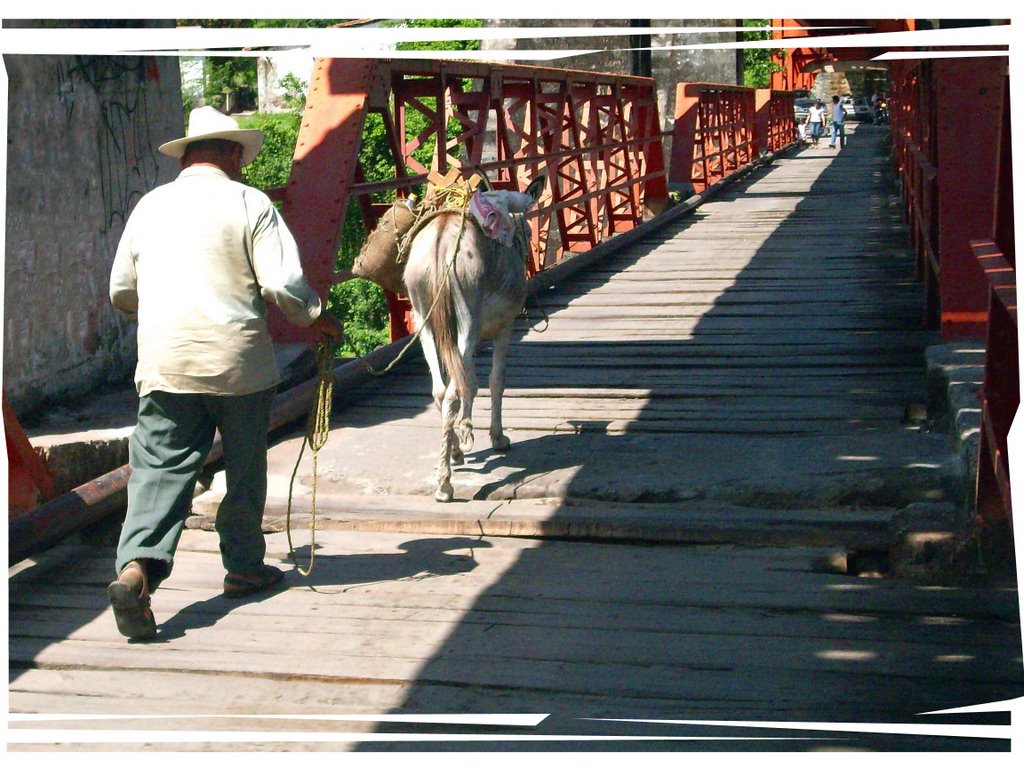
[311, 312, 345, 343]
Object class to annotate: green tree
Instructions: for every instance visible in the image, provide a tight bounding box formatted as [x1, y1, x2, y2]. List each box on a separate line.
[391, 18, 483, 52]
[741, 19, 781, 88]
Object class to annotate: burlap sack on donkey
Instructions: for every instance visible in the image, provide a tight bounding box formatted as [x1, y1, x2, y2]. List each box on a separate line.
[352, 200, 418, 295]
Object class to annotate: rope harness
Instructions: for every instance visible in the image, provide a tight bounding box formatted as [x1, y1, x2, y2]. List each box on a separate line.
[361, 181, 479, 378]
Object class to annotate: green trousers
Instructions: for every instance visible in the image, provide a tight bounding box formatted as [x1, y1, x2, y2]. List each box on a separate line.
[115, 387, 276, 589]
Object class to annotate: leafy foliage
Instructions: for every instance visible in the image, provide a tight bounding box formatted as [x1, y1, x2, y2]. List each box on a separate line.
[203, 55, 258, 110]
[389, 18, 483, 53]
[741, 19, 782, 88]
[237, 111, 301, 190]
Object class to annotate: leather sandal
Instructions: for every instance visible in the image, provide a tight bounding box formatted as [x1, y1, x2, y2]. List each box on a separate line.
[107, 561, 157, 641]
[223, 564, 285, 599]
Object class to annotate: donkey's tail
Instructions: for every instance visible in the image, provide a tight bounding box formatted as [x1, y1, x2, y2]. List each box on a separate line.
[426, 215, 472, 419]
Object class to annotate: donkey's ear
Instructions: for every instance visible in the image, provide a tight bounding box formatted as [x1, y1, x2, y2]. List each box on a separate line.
[525, 175, 546, 202]
[473, 165, 494, 192]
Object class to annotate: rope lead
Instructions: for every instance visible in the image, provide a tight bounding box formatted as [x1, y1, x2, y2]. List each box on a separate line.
[286, 340, 336, 576]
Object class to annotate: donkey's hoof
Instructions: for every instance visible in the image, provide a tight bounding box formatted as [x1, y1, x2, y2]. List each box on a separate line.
[491, 434, 512, 452]
[457, 419, 475, 452]
[451, 447, 465, 466]
[434, 483, 455, 503]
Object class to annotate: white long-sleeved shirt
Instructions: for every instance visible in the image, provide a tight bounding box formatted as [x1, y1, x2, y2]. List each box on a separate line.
[110, 165, 322, 397]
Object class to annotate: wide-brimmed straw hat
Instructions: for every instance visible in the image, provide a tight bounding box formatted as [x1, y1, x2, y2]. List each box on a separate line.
[158, 106, 264, 166]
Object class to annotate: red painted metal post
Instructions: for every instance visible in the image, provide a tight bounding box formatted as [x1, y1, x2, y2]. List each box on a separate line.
[972, 74, 1015, 527]
[630, 82, 670, 217]
[668, 83, 700, 195]
[973, 242, 1016, 525]
[4, 392, 56, 518]
[934, 58, 1006, 340]
[754, 89, 771, 155]
[268, 58, 375, 343]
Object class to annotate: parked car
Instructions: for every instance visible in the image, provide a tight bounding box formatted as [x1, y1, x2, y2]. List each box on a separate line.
[793, 97, 816, 124]
[840, 96, 855, 119]
[851, 96, 874, 121]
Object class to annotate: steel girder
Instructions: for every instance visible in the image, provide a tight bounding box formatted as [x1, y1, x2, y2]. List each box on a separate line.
[265, 58, 668, 342]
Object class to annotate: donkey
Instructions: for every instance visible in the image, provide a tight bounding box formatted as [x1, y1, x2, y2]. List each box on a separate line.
[403, 173, 546, 502]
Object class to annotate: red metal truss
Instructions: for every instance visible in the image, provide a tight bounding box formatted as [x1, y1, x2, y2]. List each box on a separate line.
[267, 58, 374, 343]
[539, 79, 599, 260]
[267, 59, 669, 341]
[669, 83, 783, 195]
[4, 391, 56, 518]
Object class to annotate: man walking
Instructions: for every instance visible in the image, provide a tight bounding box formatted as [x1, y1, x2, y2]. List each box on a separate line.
[829, 94, 846, 149]
[107, 106, 344, 641]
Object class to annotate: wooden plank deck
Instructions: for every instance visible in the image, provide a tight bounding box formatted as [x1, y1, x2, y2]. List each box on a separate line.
[9, 124, 1024, 753]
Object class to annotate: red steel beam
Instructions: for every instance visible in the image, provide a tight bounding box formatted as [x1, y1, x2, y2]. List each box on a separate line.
[268, 58, 375, 344]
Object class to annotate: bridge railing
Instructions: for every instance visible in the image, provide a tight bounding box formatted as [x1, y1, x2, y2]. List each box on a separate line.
[890, 62, 941, 328]
[971, 74, 1016, 529]
[892, 60, 1015, 528]
[265, 58, 670, 342]
[669, 83, 796, 195]
[890, 57, 1006, 340]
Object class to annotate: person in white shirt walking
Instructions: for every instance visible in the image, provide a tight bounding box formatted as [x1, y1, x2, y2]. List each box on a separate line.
[805, 100, 826, 148]
[829, 94, 846, 149]
[107, 107, 344, 641]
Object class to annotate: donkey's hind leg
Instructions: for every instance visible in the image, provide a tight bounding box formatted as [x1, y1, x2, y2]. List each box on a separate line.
[435, 378, 460, 502]
[454, 326, 480, 456]
[418, 325, 447, 411]
[419, 324, 466, 466]
[488, 325, 513, 451]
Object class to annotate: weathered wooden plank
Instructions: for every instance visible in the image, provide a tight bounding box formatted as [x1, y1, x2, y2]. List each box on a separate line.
[11, 583, 1021, 654]
[13, 533, 1019, 624]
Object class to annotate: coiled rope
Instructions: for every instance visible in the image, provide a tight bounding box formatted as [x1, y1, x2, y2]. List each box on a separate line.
[285, 340, 335, 576]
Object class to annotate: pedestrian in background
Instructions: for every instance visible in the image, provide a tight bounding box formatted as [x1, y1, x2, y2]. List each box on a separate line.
[806, 100, 826, 148]
[829, 95, 846, 149]
[107, 106, 344, 641]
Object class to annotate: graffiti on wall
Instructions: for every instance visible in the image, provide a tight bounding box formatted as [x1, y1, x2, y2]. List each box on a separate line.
[56, 55, 163, 232]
